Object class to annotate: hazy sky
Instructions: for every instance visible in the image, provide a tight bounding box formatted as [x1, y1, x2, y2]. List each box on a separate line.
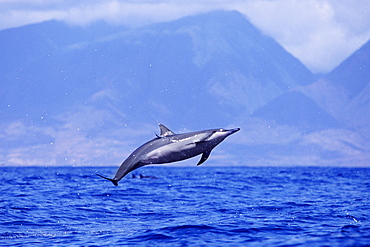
[1, 0, 370, 73]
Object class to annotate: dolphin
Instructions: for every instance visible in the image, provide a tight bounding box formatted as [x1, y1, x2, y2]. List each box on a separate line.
[97, 124, 240, 186]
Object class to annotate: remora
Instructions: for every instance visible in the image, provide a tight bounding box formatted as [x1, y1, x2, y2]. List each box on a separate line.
[97, 124, 240, 186]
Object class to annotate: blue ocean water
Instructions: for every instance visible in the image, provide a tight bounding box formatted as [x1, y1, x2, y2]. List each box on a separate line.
[0, 166, 369, 246]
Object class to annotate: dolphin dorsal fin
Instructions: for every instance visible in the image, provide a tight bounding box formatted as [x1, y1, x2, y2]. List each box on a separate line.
[159, 124, 175, 137]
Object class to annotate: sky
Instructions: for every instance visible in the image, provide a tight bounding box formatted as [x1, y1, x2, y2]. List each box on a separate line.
[0, 0, 370, 73]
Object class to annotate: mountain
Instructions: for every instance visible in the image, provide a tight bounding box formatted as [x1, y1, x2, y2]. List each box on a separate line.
[252, 91, 342, 132]
[0, 10, 369, 167]
[301, 39, 370, 139]
[0, 11, 315, 124]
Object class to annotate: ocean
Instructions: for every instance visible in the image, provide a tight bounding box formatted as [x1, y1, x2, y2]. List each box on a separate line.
[1, 166, 369, 246]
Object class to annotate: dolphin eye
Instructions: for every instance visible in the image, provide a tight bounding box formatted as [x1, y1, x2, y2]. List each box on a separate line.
[219, 128, 225, 132]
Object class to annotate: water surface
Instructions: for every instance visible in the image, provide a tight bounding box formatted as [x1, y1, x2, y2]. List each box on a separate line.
[1, 166, 369, 246]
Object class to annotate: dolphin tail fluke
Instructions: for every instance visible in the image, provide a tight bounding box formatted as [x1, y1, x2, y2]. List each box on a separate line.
[96, 174, 119, 186]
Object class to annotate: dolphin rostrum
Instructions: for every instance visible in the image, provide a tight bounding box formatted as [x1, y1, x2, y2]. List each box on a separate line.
[97, 124, 240, 186]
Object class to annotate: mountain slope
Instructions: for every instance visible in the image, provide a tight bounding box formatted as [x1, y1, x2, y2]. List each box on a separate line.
[301, 39, 370, 139]
[252, 91, 342, 132]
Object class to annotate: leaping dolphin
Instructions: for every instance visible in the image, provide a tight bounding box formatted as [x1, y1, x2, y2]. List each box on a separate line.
[97, 124, 240, 186]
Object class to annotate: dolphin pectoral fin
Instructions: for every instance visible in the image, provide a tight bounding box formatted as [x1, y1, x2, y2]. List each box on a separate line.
[159, 124, 176, 137]
[196, 151, 211, 166]
[96, 174, 119, 186]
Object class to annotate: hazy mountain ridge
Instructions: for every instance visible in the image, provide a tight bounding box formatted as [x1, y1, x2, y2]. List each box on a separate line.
[300, 39, 370, 140]
[0, 11, 369, 167]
